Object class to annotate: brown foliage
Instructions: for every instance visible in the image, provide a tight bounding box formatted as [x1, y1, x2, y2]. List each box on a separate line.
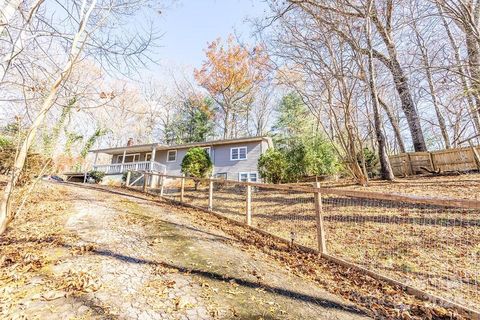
[0, 145, 52, 186]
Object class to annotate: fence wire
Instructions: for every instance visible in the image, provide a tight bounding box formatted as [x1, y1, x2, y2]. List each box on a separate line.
[211, 181, 246, 223]
[320, 194, 479, 310]
[251, 186, 317, 248]
[136, 172, 480, 312]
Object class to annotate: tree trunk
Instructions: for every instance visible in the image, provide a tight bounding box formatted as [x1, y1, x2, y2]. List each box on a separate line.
[366, 1, 394, 180]
[412, 22, 451, 148]
[385, 57, 426, 151]
[0, 0, 96, 235]
[378, 97, 406, 153]
[370, 11, 427, 152]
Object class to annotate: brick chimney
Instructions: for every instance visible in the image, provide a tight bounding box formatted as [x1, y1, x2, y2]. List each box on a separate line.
[127, 138, 134, 147]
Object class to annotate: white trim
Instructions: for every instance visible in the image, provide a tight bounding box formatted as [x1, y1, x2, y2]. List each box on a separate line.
[238, 172, 249, 182]
[145, 152, 152, 161]
[117, 153, 140, 163]
[167, 150, 177, 162]
[238, 171, 258, 182]
[230, 146, 247, 161]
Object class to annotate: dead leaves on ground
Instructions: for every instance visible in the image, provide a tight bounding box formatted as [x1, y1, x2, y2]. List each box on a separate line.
[60, 270, 101, 293]
[162, 202, 468, 320]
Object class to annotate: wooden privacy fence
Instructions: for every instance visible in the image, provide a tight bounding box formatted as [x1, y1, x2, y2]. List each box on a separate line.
[126, 171, 480, 319]
[389, 145, 480, 176]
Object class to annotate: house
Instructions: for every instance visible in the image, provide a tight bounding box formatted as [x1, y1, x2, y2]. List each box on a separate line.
[87, 136, 273, 183]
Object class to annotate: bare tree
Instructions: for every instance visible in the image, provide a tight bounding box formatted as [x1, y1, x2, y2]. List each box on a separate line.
[365, 0, 394, 180]
[0, 0, 161, 234]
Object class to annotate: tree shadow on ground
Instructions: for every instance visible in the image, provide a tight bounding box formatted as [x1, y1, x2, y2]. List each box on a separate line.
[88, 247, 367, 317]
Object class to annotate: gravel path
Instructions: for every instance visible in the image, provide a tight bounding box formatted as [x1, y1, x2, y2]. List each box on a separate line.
[9, 183, 371, 319]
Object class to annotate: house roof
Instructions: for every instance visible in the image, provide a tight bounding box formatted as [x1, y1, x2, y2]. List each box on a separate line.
[89, 136, 273, 155]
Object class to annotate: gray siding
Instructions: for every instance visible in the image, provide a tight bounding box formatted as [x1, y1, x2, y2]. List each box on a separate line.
[153, 149, 186, 176]
[108, 140, 266, 181]
[210, 141, 261, 180]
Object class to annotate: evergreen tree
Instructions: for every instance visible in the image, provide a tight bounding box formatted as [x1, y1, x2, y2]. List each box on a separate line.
[165, 97, 215, 144]
[272, 92, 314, 149]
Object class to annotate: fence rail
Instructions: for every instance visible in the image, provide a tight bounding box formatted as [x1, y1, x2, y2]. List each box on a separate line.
[126, 172, 480, 318]
[389, 145, 480, 176]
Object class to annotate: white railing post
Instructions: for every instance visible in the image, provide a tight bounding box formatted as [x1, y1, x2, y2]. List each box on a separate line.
[180, 173, 185, 202]
[245, 185, 252, 226]
[208, 177, 213, 211]
[314, 182, 327, 254]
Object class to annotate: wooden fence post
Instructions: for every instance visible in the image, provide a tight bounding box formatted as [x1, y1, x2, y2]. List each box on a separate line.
[407, 153, 414, 175]
[150, 171, 156, 188]
[246, 185, 252, 226]
[126, 171, 131, 187]
[208, 177, 213, 211]
[314, 182, 327, 254]
[429, 152, 437, 171]
[143, 173, 148, 193]
[468, 140, 480, 170]
[402, 159, 408, 177]
[180, 174, 185, 202]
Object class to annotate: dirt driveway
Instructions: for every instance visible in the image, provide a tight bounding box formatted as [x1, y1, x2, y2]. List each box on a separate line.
[1, 182, 370, 320]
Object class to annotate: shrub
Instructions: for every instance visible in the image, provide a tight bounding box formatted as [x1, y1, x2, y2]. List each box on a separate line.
[258, 148, 288, 184]
[357, 147, 378, 178]
[259, 136, 339, 183]
[181, 147, 213, 189]
[87, 170, 105, 184]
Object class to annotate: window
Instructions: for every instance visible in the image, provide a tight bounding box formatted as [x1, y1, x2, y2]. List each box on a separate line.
[239, 172, 258, 182]
[167, 150, 177, 162]
[145, 153, 152, 161]
[230, 146, 247, 161]
[117, 154, 139, 163]
[239, 173, 249, 182]
[214, 172, 227, 180]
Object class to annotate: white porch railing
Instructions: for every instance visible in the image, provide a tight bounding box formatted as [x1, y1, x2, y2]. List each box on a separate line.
[92, 161, 166, 174]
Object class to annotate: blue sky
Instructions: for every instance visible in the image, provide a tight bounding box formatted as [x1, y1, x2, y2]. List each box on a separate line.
[150, 0, 268, 76]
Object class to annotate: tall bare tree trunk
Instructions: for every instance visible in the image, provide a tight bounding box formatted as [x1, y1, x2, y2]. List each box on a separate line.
[378, 97, 406, 153]
[366, 0, 394, 180]
[411, 19, 451, 148]
[0, 0, 96, 235]
[379, 43, 427, 152]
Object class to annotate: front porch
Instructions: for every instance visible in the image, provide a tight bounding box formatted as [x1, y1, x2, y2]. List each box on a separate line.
[92, 161, 166, 175]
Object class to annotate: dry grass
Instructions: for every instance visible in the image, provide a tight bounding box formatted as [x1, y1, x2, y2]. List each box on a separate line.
[329, 173, 480, 200]
[111, 184, 467, 319]
[156, 176, 480, 312]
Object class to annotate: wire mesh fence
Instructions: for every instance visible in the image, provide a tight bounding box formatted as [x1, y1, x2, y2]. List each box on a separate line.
[251, 186, 317, 249]
[130, 172, 480, 313]
[320, 194, 480, 311]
